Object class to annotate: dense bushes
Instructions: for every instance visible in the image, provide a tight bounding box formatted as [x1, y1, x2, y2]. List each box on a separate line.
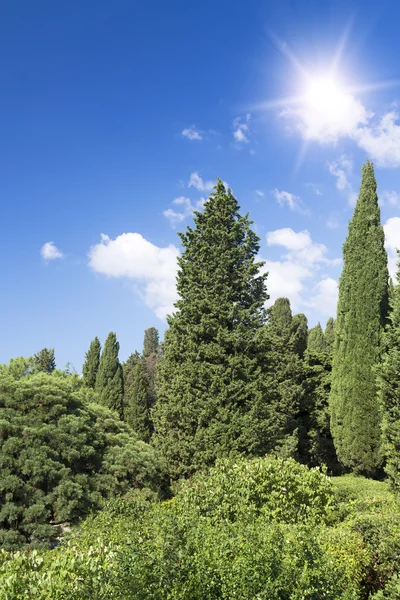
[0, 372, 162, 549]
[0, 457, 380, 599]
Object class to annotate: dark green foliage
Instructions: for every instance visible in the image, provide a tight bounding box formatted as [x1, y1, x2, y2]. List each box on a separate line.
[153, 181, 284, 479]
[266, 299, 308, 457]
[308, 323, 326, 353]
[143, 327, 159, 358]
[126, 359, 151, 442]
[0, 372, 162, 549]
[82, 337, 101, 389]
[290, 312, 308, 358]
[330, 161, 389, 476]
[324, 318, 335, 354]
[96, 332, 124, 420]
[377, 253, 400, 492]
[301, 348, 340, 473]
[122, 351, 140, 406]
[33, 348, 56, 374]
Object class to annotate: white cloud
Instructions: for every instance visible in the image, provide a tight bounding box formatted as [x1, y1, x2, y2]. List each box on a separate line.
[308, 278, 338, 317]
[327, 155, 357, 206]
[163, 196, 205, 226]
[281, 90, 369, 143]
[188, 172, 215, 192]
[384, 217, 400, 277]
[255, 189, 265, 198]
[355, 112, 400, 168]
[381, 190, 400, 206]
[264, 228, 340, 314]
[271, 188, 301, 211]
[181, 126, 203, 141]
[233, 114, 251, 144]
[88, 233, 179, 319]
[41, 241, 64, 260]
[267, 227, 328, 265]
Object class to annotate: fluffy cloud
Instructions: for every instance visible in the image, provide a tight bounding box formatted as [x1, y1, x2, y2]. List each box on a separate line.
[355, 112, 400, 168]
[163, 196, 205, 226]
[181, 126, 203, 141]
[40, 241, 64, 260]
[188, 172, 215, 192]
[384, 217, 400, 277]
[381, 190, 400, 206]
[327, 155, 357, 206]
[264, 228, 340, 313]
[232, 114, 251, 143]
[88, 233, 179, 319]
[307, 277, 338, 316]
[271, 188, 301, 211]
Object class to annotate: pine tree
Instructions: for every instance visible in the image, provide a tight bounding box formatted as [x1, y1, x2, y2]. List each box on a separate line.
[307, 324, 326, 353]
[96, 332, 124, 419]
[153, 180, 283, 479]
[33, 348, 56, 374]
[324, 318, 335, 354]
[377, 253, 400, 491]
[82, 337, 101, 389]
[330, 161, 389, 476]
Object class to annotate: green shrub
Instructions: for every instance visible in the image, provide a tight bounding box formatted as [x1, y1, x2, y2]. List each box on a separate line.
[0, 373, 163, 549]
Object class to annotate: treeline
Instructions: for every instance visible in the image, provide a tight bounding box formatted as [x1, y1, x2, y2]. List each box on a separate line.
[1, 160, 400, 551]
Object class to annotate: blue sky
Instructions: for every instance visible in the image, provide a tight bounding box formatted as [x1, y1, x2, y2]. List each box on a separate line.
[2, 0, 400, 371]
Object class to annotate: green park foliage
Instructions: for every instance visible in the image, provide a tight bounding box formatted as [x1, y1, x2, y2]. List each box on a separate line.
[1, 163, 400, 597]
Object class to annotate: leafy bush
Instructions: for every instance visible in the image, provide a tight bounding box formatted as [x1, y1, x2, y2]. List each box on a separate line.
[0, 373, 163, 549]
[0, 458, 369, 599]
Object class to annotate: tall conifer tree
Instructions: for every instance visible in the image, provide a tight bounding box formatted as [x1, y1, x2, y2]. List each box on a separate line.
[82, 337, 101, 389]
[307, 324, 326, 353]
[96, 332, 124, 420]
[324, 318, 335, 354]
[330, 161, 389, 475]
[153, 180, 283, 479]
[377, 253, 400, 491]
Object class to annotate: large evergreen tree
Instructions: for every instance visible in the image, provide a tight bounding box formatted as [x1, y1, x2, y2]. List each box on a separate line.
[324, 318, 335, 354]
[143, 327, 159, 358]
[82, 337, 101, 389]
[153, 180, 284, 479]
[96, 332, 124, 419]
[377, 253, 400, 492]
[33, 348, 56, 374]
[126, 359, 151, 441]
[330, 161, 389, 475]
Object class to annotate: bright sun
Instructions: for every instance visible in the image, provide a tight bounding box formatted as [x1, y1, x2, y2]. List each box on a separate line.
[304, 77, 348, 116]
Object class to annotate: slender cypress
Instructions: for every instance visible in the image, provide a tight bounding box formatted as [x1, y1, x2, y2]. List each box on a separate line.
[329, 161, 389, 475]
[324, 318, 335, 355]
[307, 324, 326, 353]
[82, 337, 101, 389]
[96, 332, 124, 420]
[377, 252, 400, 491]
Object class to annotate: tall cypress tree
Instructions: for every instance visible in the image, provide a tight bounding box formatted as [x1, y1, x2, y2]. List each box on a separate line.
[143, 327, 159, 358]
[307, 324, 326, 353]
[96, 332, 124, 420]
[377, 253, 400, 491]
[153, 180, 283, 479]
[82, 337, 101, 389]
[266, 299, 307, 457]
[126, 359, 151, 441]
[324, 318, 335, 355]
[330, 161, 389, 475]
